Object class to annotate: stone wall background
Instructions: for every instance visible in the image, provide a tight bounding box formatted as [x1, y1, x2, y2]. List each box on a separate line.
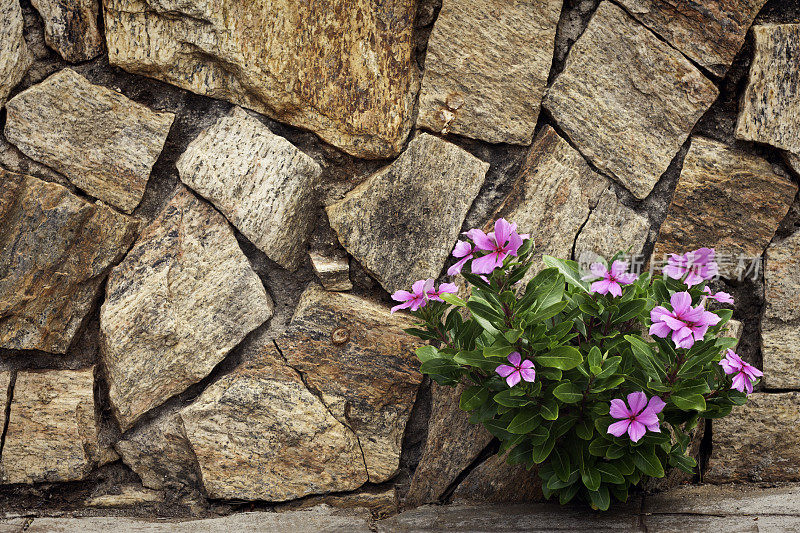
[0, 0, 799, 519]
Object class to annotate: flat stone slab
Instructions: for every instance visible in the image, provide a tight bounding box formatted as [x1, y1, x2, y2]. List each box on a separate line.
[4, 69, 174, 213]
[276, 284, 422, 483]
[617, 0, 767, 77]
[543, 1, 718, 199]
[180, 347, 367, 501]
[736, 24, 800, 156]
[100, 187, 273, 431]
[326, 133, 488, 294]
[0, 0, 32, 108]
[644, 483, 800, 516]
[0, 170, 139, 353]
[309, 252, 352, 291]
[31, 0, 104, 62]
[0, 368, 99, 484]
[177, 107, 321, 270]
[103, 0, 419, 158]
[706, 392, 800, 482]
[653, 136, 797, 276]
[417, 0, 561, 144]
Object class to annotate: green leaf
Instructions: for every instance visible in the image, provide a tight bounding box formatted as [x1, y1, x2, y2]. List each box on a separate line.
[613, 298, 648, 324]
[575, 418, 594, 440]
[588, 438, 611, 457]
[671, 392, 707, 411]
[459, 386, 489, 411]
[605, 444, 625, 460]
[526, 301, 569, 324]
[595, 356, 622, 379]
[493, 389, 533, 408]
[540, 399, 559, 421]
[507, 440, 534, 466]
[552, 448, 572, 483]
[588, 485, 611, 511]
[588, 346, 602, 370]
[504, 329, 523, 343]
[529, 424, 550, 445]
[440, 293, 466, 307]
[625, 335, 664, 383]
[581, 465, 601, 492]
[542, 255, 590, 292]
[596, 462, 624, 484]
[453, 350, 497, 371]
[507, 408, 541, 434]
[538, 367, 563, 381]
[668, 453, 697, 474]
[559, 482, 581, 505]
[536, 346, 583, 370]
[483, 344, 516, 358]
[415, 345, 439, 363]
[553, 382, 583, 403]
[633, 446, 665, 478]
[531, 436, 556, 464]
[419, 358, 462, 383]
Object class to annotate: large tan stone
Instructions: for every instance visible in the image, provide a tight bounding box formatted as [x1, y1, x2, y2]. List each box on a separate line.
[4, 69, 174, 213]
[0, 369, 99, 484]
[276, 284, 422, 483]
[653, 137, 797, 277]
[706, 392, 800, 482]
[452, 451, 543, 504]
[177, 107, 321, 270]
[103, 0, 419, 158]
[31, 0, 104, 62]
[417, 0, 561, 144]
[0, 170, 139, 353]
[181, 347, 367, 501]
[0, 0, 32, 108]
[100, 188, 273, 431]
[326, 133, 488, 294]
[543, 1, 718, 199]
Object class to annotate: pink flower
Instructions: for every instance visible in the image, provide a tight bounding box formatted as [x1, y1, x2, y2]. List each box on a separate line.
[495, 352, 535, 388]
[468, 219, 528, 275]
[447, 241, 475, 276]
[703, 286, 734, 304]
[649, 292, 721, 349]
[607, 392, 665, 443]
[663, 247, 719, 287]
[719, 349, 763, 395]
[426, 282, 458, 302]
[390, 279, 433, 314]
[581, 260, 638, 297]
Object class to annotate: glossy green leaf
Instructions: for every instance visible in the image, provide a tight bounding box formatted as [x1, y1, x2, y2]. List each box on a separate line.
[536, 346, 583, 370]
[553, 382, 583, 403]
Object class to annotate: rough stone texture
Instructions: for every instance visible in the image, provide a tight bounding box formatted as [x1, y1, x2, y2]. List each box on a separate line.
[103, 0, 419, 159]
[0, 372, 10, 434]
[177, 107, 322, 270]
[0, 0, 33, 107]
[85, 484, 165, 507]
[616, 0, 768, 78]
[724, 319, 745, 349]
[543, 1, 718, 199]
[309, 252, 352, 291]
[645, 483, 800, 516]
[706, 392, 800, 482]
[574, 187, 650, 268]
[736, 24, 800, 156]
[405, 382, 493, 507]
[0, 170, 139, 353]
[276, 284, 422, 483]
[326, 133, 488, 294]
[452, 451, 543, 504]
[0, 369, 99, 484]
[4, 69, 174, 213]
[100, 187, 273, 431]
[417, 0, 561, 144]
[653, 136, 798, 276]
[115, 413, 201, 491]
[761, 230, 800, 389]
[31, 0, 104, 62]
[490, 125, 608, 275]
[180, 347, 367, 502]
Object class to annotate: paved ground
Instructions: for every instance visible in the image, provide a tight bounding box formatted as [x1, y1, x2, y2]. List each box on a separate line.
[3, 484, 800, 532]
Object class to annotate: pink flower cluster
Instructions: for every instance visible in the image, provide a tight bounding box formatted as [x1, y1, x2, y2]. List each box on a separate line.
[448, 218, 529, 276]
[650, 292, 721, 349]
[582, 260, 638, 297]
[720, 349, 762, 395]
[495, 352, 535, 387]
[607, 392, 665, 442]
[663, 247, 718, 287]
[390, 279, 458, 314]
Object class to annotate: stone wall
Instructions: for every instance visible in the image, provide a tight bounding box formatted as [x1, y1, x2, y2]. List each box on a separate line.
[0, 0, 799, 519]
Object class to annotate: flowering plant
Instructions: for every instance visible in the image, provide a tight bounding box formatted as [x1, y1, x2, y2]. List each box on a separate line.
[397, 219, 756, 510]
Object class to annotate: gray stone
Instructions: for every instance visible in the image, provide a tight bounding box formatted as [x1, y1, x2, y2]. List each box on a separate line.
[543, 1, 718, 199]
[490, 125, 608, 276]
[643, 514, 758, 532]
[326, 133, 488, 294]
[103, 0, 419, 158]
[706, 392, 800, 482]
[180, 347, 367, 501]
[762, 324, 800, 390]
[0, 0, 32, 108]
[4, 69, 175, 213]
[616, 0, 768, 77]
[100, 187, 273, 431]
[31, 0, 104, 62]
[276, 284, 422, 483]
[644, 483, 800, 516]
[1, 369, 99, 484]
[653, 137, 797, 276]
[452, 451, 543, 504]
[574, 187, 650, 268]
[0, 170, 139, 353]
[417, 0, 561, 144]
[177, 107, 321, 270]
[736, 24, 800, 157]
[309, 252, 352, 291]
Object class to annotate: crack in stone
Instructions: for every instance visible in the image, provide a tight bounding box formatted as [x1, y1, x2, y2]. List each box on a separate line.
[0, 371, 17, 466]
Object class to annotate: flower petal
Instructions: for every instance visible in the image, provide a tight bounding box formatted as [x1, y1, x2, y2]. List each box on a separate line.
[520, 367, 536, 383]
[495, 364, 515, 378]
[627, 392, 648, 415]
[470, 230, 495, 251]
[627, 420, 647, 443]
[609, 399, 630, 419]
[506, 371, 521, 388]
[507, 351, 521, 367]
[452, 240, 473, 258]
[471, 253, 501, 274]
[494, 218, 512, 247]
[611, 260, 628, 277]
[670, 292, 693, 313]
[590, 262, 608, 278]
[607, 419, 631, 437]
[607, 281, 622, 298]
[447, 255, 471, 276]
[646, 395, 666, 414]
[591, 279, 612, 295]
[649, 321, 673, 338]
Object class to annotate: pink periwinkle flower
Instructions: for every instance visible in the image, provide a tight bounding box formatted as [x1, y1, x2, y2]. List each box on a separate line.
[581, 260, 638, 297]
[650, 292, 721, 349]
[495, 352, 535, 388]
[663, 247, 719, 287]
[390, 279, 433, 314]
[426, 282, 459, 302]
[468, 218, 528, 275]
[719, 349, 763, 395]
[703, 286, 735, 304]
[448, 240, 476, 276]
[607, 392, 665, 443]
